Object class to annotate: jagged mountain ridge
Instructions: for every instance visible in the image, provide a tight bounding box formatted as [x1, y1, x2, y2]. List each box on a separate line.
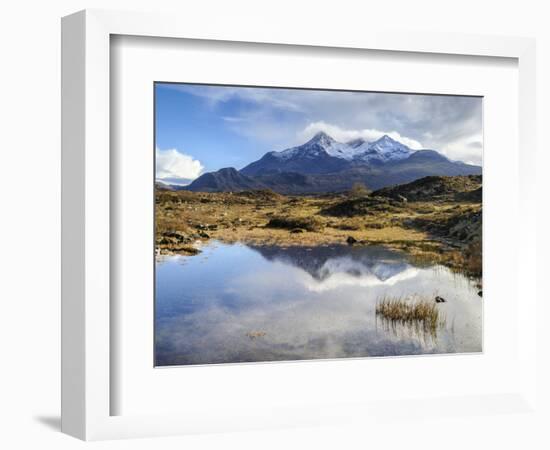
[185, 132, 482, 194]
[240, 132, 415, 176]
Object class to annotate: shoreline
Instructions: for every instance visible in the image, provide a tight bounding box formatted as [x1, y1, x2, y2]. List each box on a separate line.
[155, 186, 482, 279]
[157, 231, 479, 282]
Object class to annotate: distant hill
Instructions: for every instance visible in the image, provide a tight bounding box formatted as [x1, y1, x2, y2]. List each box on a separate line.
[155, 181, 175, 191]
[320, 175, 482, 218]
[373, 175, 482, 202]
[184, 167, 262, 192]
[184, 132, 482, 194]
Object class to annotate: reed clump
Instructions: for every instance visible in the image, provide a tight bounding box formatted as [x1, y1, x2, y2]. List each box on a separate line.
[376, 295, 446, 333]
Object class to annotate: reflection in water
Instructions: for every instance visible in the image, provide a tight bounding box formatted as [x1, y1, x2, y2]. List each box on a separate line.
[375, 308, 445, 344]
[155, 242, 482, 366]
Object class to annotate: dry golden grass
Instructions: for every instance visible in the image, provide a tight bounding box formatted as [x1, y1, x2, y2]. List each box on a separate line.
[376, 295, 446, 334]
[156, 190, 428, 248]
[155, 190, 482, 279]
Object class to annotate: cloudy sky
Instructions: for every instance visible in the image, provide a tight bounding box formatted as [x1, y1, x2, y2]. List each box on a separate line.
[155, 83, 482, 185]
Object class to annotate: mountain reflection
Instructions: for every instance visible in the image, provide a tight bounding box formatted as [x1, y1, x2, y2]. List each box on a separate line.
[249, 244, 416, 289]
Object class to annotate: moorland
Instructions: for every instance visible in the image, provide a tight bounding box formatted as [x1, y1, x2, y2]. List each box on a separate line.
[156, 174, 482, 279]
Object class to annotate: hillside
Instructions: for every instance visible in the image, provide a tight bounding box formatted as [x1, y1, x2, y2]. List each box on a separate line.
[372, 175, 482, 202]
[184, 167, 262, 192]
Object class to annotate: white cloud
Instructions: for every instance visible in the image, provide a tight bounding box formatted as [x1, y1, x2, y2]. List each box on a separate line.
[166, 84, 303, 112]
[440, 134, 484, 165]
[156, 148, 204, 183]
[299, 121, 424, 150]
[222, 116, 246, 123]
[158, 84, 483, 165]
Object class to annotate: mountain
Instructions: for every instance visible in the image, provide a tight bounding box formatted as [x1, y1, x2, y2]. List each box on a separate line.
[240, 132, 414, 176]
[185, 132, 482, 194]
[155, 180, 190, 191]
[156, 181, 176, 191]
[187, 170, 323, 195]
[185, 167, 263, 192]
[349, 135, 414, 164]
[240, 132, 351, 176]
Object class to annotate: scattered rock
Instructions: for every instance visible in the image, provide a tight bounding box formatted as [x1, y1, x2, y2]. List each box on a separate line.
[290, 228, 305, 234]
[196, 223, 217, 230]
[396, 194, 408, 203]
[346, 236, 358, 245]
[165, 230, 188, 241]
[158, 230, 190, 245]
[435, 296, 446, 303]
[177, 246, 201, 255]
[198, 231, 210, 239]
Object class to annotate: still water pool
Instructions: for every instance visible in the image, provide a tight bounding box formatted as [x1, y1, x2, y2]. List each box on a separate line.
[155, 241, 482, 366]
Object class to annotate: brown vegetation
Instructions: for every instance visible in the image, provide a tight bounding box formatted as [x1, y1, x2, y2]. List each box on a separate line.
[376, 296, 446, 334]
[155, 176, 482, 279]
[266, 216, 325, 232]
[349, 182, 371, 198]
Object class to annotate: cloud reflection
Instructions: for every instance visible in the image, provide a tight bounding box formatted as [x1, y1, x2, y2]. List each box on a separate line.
[155, 243, 482, 366]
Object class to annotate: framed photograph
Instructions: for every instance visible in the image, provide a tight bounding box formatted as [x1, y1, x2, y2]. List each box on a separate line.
[153, 83, 483, 367]
[62, 9, 537, 440]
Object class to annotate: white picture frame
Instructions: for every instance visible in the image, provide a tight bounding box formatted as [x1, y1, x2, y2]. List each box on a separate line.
[61, 9, 537, 441]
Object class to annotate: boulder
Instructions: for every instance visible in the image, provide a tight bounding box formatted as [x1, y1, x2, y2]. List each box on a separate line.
[396, 194, 408, 203]
[162, 231, 189, 243]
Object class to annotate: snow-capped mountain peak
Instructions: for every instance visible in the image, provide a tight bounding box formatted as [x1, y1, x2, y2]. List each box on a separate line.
[233, 130, 481, 184]
[275, 131, 352, 161]
[361, 135, 413, 162]
[272, 132, 414, 163]
[307, 131, 335, 145]
[369, 135, 409, 152]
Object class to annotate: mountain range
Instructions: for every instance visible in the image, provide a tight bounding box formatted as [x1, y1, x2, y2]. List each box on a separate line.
[182, 132, 481, 194]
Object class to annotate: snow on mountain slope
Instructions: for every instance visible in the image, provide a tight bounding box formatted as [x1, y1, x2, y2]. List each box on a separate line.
[273, 131, 358, 161]
[363, 135, 414, 161]
[272, 132, 413, 163]
[239, 131, 440, 177]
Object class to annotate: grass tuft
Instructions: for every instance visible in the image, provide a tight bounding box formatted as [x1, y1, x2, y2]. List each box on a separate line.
[375, 295, 446, 334]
